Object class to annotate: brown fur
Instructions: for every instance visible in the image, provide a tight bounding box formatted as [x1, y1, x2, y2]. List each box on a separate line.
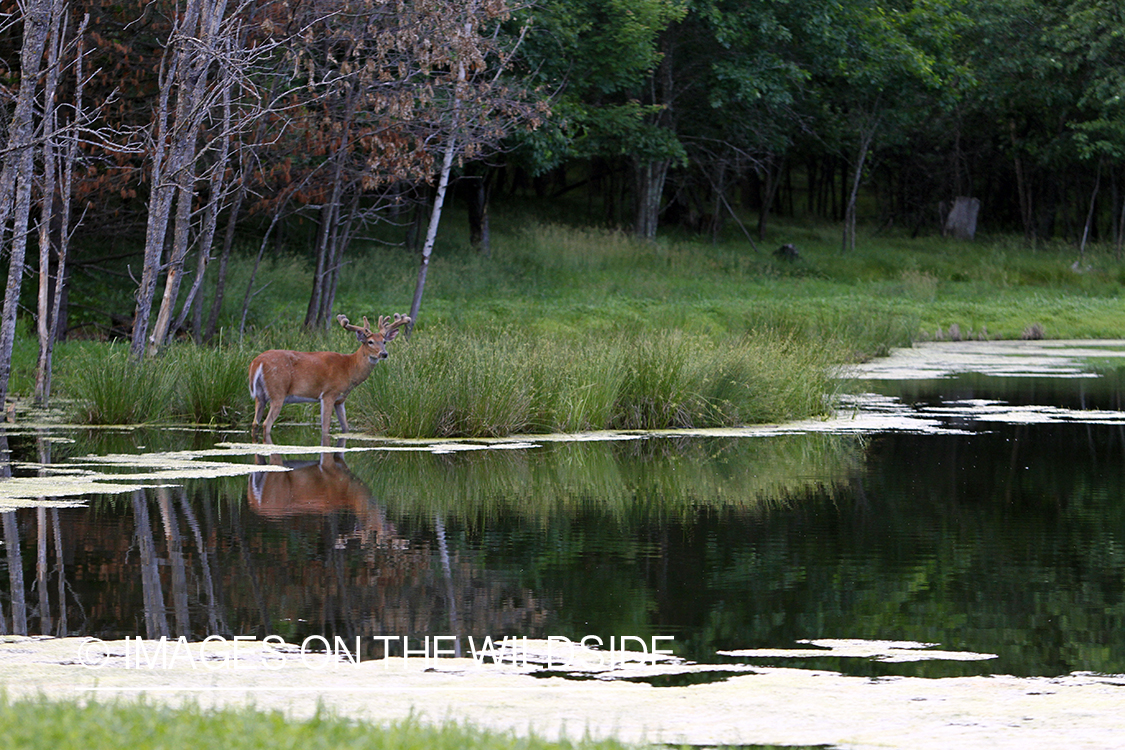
[249, 313, 410, 444]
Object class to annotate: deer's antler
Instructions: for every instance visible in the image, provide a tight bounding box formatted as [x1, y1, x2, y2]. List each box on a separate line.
[337, 314, 372, 334]
[378, 313, 411, 341]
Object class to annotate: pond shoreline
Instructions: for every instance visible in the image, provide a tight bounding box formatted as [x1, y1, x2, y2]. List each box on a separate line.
[0, 636, 1120, 750]
[4, 340, 1125, 748]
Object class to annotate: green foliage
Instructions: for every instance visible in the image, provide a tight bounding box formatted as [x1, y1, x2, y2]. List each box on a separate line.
[166, 343, 252, 426]
[67, 346, 174, 425]
[42, 216, 1125, 436]
[0, 697, 632, 750]
[354, 327, 839, 438]
[1057, 0, 1125, 160]
[512, 0, 686, 172]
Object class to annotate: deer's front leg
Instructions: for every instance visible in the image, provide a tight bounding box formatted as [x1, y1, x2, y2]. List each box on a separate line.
[334, 401, 349, 434]
[319, 397, 336, 446]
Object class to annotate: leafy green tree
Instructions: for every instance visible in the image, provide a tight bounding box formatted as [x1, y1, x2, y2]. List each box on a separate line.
[1056, 0, 1125, 253]
[513, 0, 685, 237]
[665, 0, 826, 241]
[810, 0, 962, 251]
[958, 0, 1085, 242]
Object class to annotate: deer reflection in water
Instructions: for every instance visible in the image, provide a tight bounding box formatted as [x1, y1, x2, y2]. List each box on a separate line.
[248, 448, 404, 552]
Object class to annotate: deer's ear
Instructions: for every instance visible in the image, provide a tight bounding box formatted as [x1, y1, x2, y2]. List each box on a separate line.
[385, 328, 402, 342]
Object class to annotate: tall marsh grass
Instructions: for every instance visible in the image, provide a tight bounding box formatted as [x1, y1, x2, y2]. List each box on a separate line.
[68, 343, 253, 426]
[169, 343, 253, 425]
[68, 346, 174, 424]
[355, 327, 841, 438]
[66, 324, 841, 437]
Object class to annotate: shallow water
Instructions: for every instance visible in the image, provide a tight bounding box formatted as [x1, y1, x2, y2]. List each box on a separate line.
[2, 344, 1124, 680]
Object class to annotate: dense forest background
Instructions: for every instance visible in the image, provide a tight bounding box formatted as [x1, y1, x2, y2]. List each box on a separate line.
[0, 0, 1123, 406]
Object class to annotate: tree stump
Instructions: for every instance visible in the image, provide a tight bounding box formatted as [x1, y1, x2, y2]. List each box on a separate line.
[943, 197, 981, 240]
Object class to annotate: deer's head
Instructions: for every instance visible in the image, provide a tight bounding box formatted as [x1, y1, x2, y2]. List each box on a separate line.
[337, 313, 410, 363]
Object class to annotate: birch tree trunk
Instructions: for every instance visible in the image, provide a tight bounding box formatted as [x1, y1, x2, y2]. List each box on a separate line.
[173, 77, 235, 340]
[203, 173, 247, 342]
[842, 119, 877, 253]
[1078, 156, 1102, 260]
[632, 157, 670, 241]
[130, 50, 181, 358]
[39, 16, 86, 405]
[407, 133, 457, 334]
[0, 0, 53, 415]
[407, 52, 466, 335]
[147, 0, 231, 354]
[34, 0, 70, 406]
[305, 95, 356, 330]
[132, 0, 235, 356]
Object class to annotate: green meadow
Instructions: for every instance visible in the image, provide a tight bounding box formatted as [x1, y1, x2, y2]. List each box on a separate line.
[14, 215, 1125, 436]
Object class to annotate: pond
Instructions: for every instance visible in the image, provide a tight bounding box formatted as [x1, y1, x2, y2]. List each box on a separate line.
[2, 340, 1124, 682]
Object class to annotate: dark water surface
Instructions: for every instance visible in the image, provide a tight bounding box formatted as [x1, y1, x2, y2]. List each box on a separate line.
[1, 372, 1123, 679]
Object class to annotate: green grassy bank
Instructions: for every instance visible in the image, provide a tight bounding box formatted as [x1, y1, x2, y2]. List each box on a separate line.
[12, 217, 1125, 435]
[0, 696, 631, 750]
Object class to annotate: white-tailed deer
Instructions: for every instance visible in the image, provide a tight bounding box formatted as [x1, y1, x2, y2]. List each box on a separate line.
[249, 313, 410, 444]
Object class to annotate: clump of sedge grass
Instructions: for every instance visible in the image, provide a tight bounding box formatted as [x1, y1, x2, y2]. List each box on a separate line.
[67, 345, 174, 425]
[165, 343, 252, 425]
[63, 323, 840, 438]
[356, 327, 840, 438]
[63, 327, 343, 428]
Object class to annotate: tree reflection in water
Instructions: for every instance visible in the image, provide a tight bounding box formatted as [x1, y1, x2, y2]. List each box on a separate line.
[0, 389, 1121, 679]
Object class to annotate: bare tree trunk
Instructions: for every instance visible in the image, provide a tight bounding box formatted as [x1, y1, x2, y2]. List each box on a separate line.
[178, 491, 224, 633]
[842, 120, 877, 253]
[51, 508, 65, 635]
[132, 490, 169, 639]
[34, 0, 65, 405]
[632, 158, 670, 241]
[239, 202, 286, 336]
[204, 163, 247, 341]
[305, 124, 352, 329]
[407, 48, 467, 335]
[134, 0, 234, 356]
[34, 433, 52, 633]
[131, 51, 181, 358]
[466, 170, 492, 256]
[43, 14, 87, 397]
[148, 31, 217, 353]
[1079, 156, 1102, 260]
[0, 0, 53, 413]
[319, 191, 361, 325]
[408, 133, 457, 334]
[157, 488, 190, 636]
[36, 507, 51, 634]
[174, 78, 235, 341]
[1010, 122, 1035, 245]
[205, 66, 283, 342]
[757, 154, 784, 241]
[0, 437, 8, 635]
